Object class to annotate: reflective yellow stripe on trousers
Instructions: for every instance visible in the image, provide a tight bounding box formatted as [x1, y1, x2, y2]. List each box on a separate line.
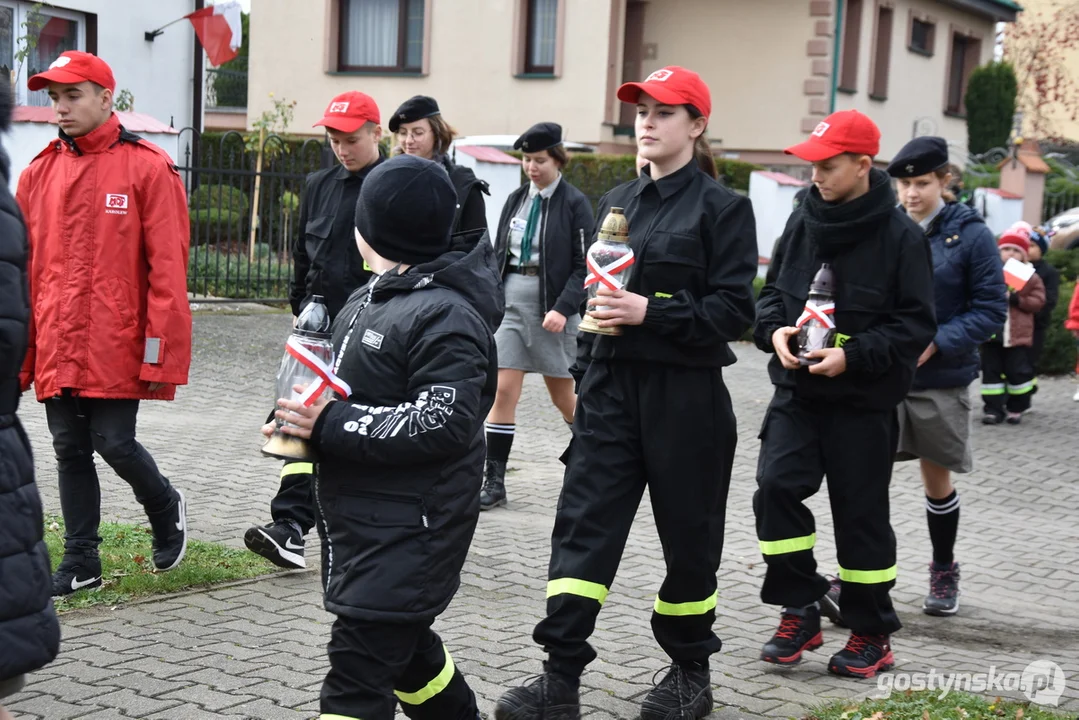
[759, 533, 816, 556]
[838, 565, 898, 584]
[394, 645, 456, 705]
[654, 591, 717, 617]
[281, 462, 314, 477]
[547, 578, 609, 605]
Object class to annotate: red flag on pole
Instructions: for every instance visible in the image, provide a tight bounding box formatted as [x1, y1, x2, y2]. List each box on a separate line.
[186, 1, 242, 67]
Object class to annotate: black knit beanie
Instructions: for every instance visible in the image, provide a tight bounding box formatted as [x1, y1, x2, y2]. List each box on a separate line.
[354, 154, 458, 265]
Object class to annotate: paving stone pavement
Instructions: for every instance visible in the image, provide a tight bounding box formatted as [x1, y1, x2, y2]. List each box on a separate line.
[9, 311, 1079, 720]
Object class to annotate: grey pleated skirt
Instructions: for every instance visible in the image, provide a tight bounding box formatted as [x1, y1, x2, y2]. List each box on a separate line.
[495, 273, 579, 378]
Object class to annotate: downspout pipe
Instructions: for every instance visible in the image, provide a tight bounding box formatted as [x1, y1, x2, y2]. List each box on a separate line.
[830, 0, 844, 113]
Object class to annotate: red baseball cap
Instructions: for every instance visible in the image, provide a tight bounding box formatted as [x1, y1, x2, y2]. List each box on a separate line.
[785, 110, 881, 162]
[28, 51, 115, 92]
[313, 91, 380, 133]
[617, 66, 711, 119]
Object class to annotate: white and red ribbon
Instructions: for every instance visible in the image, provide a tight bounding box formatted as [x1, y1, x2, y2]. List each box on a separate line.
[285, 336, 352, 406]
[584, 250, 636, 291]
[796, 301, 836, 329]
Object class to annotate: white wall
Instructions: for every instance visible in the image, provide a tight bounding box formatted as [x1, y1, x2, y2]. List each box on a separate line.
[9, 0, 196, 130]
[749, 172, 804, 261]
[451, 147, 523, 242]
[976, 189, 1024, 235]
[3, 122, 179, 194]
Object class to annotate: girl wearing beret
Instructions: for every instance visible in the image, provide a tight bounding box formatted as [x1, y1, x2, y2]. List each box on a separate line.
[876, 137, 1007, 619]
[481, 122, 592, 511]
[391, 95, 490, 235]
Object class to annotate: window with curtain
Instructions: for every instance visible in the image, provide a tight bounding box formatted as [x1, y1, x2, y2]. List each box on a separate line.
[946, 33, 980, 115]
[525, 0, 557, 74]
[0, 1, 86, 106]
[339, 0, 425, 73]
[869, 5, 893, 100]
[838, 0, 862, 91]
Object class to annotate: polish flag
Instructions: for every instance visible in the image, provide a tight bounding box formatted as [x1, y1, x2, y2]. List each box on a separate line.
[187, 1, 242, 67]
[1003, 257, 1036, 292]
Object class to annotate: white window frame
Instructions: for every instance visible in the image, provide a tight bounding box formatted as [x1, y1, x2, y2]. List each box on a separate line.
[0, 0, 86, 106]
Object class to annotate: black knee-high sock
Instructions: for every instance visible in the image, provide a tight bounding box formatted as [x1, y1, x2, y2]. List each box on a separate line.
[485, 423, 515, 463]
[926, 491, 960, 566]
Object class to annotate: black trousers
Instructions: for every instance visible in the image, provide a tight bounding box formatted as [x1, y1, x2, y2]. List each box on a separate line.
[753, 389, 901, 636]
[980, 342, 1034, 415]
[534, 361, 737, 676]
[44, 396, 173, 554]
[321, 616, 477, 720]
[270, 460, 315, 534]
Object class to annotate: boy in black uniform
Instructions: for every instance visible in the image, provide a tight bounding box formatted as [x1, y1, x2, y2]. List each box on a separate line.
[266, 155, 502, 719]
[496, 66, 758, 720]
[244, 91, 384, 569]
[753, 110, 936, 678]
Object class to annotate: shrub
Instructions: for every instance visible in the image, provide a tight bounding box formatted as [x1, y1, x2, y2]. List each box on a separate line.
[1038, 279, 1077, 375]
[188, 208, 246, 247]
[1045, 248, 1079, 281]
[964, 61, 1017, 155]
[187, 246, 290, 300]
[189, 184, 250, 215]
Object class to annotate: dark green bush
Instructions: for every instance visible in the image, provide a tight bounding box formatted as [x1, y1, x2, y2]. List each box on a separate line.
[189, 184, 250, 214]
[1045, 248, 1079, 282]
[1038, 279, 1077, 375]
[964, 61, 1017, 155]
[188, 208, 246, 247]
[187, 246, 289, 300]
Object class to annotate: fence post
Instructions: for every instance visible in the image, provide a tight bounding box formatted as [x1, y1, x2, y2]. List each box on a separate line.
[248, 125, 266, 262]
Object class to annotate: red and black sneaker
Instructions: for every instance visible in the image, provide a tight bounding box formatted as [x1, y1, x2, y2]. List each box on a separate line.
[828, 633, 895, 678]
[761, 606, 823, 665]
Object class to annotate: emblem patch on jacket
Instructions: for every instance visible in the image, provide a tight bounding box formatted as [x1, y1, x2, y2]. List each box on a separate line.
[362, 329, 384, 349]
[105, 194, 129, 215]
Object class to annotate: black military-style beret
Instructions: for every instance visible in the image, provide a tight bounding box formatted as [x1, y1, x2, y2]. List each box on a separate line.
[514, 122, 563, 153]
[388, 95, 441, 133]
[886, 136, 950, 178]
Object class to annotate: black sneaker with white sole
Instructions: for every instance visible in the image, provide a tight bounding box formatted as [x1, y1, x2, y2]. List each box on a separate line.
[52, 552, 103, 597]
[923, 561, 960, 616]
[244, 520, 306, 569]
[148, 488, 188, 571]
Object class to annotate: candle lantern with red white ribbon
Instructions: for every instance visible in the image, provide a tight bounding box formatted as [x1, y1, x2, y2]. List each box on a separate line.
[580, 207, 636, 336]
[261, 295, 352, 460]
[795, 263, 837, 365]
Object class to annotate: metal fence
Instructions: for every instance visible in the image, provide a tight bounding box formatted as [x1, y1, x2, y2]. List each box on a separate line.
[206, 56, 248, 110]
[179, 128, 334, 302]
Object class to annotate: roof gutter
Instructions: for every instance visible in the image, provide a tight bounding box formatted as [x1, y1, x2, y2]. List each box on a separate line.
[830, 0, 844, 113]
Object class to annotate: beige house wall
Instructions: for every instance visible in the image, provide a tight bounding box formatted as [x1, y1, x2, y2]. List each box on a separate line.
[834, 0, 996, 162]
[638, 0, 818, 155]
[248, 0, 614, 142]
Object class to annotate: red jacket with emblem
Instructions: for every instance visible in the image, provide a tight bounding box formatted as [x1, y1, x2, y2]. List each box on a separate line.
[16, 114, 191, 401]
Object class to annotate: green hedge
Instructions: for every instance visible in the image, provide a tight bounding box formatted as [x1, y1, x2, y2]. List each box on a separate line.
[504, 151, 761, 209]
[189, 184, 250, 214]
[189, 208, 246, 248]
[1039, 279, 1077, 375]
[187, 246, 289, 300]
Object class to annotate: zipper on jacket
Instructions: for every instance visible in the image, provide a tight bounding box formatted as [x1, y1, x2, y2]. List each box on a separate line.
[313, 475, 334, 589]
[421, 499, 429, 529]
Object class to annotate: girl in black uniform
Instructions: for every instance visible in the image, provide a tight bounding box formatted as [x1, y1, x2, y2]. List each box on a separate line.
[390, 95, 490, 235]
[482, 122, 592, 511]
[495, 66, 758, 720]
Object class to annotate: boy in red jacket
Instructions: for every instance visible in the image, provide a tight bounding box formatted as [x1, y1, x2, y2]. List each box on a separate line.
[981, 227, 1045, 425]
[17, 52, 192, 596]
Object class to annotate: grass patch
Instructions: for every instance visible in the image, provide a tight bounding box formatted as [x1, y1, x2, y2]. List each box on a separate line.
[805, 689, 1072, 720]
[45, 516, 283, 612]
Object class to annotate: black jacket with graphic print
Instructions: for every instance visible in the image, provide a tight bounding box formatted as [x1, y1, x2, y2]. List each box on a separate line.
[309, 228, 504, 622]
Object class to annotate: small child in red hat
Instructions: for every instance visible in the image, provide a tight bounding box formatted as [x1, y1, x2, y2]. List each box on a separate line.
[980, 224, 1046, 424]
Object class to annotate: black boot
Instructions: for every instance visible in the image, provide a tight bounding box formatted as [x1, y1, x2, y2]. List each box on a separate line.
[640, 662, 713, 720]
[494, 666, 580, 720]
[480, 459, 507, 511]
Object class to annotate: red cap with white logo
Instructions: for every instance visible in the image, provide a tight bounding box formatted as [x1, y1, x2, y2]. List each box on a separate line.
[785, 110, 881, 162]
[617, 66, 712, 120]
[28, 51, 116, 92]
[313, 91, 381, 133]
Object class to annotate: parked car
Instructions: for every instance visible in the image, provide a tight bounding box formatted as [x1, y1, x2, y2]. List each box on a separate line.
[1046, 206, 1079, 250]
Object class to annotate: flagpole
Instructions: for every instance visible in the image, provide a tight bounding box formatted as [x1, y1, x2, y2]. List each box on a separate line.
[145, 15, 188, 42]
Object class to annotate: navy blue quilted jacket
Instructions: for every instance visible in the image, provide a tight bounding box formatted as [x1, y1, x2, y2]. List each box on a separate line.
[0, 81, 61, 684]
[913, 202, 1007, 389]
